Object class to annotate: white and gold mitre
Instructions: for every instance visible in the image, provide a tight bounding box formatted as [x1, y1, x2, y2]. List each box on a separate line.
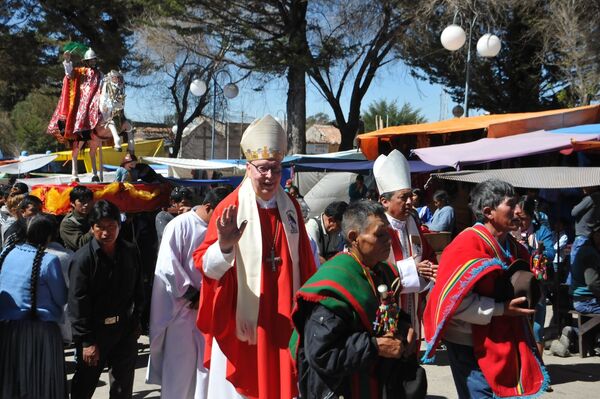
[373, 149, 412, 195]
[240, 115, 286, 161]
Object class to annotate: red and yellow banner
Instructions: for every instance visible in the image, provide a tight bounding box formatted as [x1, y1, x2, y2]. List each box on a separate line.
[31, 182, 171, 215]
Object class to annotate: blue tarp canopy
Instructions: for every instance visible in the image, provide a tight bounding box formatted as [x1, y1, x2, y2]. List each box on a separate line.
[548, 123, 600, 134]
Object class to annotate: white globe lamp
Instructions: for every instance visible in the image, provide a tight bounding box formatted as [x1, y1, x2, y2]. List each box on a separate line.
[476, 33, 501, 57]
[171, 125, 178, 134]
[441, 24, 466, 51]
[190, 79, 207, 97]
[223, 83, 239, 99]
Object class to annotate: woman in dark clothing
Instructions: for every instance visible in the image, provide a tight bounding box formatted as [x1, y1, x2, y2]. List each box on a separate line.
[0, 214, 68, 398]
[515, 195, 555, 359]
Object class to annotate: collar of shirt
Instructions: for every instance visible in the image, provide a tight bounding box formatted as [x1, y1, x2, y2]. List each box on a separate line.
[386, 213, 407, 231]
[256, 196, 277, 209]
[91, 237, 123, 257]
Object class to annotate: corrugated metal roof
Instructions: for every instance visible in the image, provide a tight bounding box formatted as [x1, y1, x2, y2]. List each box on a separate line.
[431, 167, 600, 189]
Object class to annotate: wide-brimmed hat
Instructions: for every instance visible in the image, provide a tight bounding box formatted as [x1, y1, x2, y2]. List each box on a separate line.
[507, 259, 541, 310]
[120, 153, 138, 166]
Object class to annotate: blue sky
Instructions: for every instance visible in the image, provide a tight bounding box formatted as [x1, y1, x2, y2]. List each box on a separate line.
[124, 62, 459, 127]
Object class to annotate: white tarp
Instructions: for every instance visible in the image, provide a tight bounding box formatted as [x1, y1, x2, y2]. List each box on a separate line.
[142, 156, 246, 171]
[303, 172, 356, 218]
[0, 154, 57, 174]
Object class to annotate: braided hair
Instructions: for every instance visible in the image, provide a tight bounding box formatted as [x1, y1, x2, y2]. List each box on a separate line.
[0, 241, 17, 275]
[24, 214, 57, 319]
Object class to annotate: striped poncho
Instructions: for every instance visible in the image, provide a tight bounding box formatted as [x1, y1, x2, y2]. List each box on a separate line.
[422, 223, 549, 398]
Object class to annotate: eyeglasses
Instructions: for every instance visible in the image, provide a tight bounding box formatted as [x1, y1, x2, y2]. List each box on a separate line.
[249, 162, 282, 175]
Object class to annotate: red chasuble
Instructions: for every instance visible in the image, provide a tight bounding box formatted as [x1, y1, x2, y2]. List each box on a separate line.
[388, 217, 436, 348]
[193, 188, 316, 399]
[422, 223, 548, 398]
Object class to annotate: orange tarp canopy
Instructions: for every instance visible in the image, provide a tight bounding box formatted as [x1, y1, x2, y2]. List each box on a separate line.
[357, 104, 600, 160]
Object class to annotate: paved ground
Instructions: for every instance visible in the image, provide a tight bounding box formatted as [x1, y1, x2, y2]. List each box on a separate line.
[67, 308, 600, 398]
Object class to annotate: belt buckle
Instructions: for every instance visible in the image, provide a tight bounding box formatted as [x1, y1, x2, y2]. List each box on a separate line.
[104, 316, 119, 325]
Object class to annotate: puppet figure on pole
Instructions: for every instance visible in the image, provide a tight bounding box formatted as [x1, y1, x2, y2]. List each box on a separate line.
[47, 42, 135, 182]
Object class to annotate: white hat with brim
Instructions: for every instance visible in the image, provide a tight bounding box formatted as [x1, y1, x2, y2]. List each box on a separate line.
[240, 115, 286, 161]
[373, 149, 412, 195]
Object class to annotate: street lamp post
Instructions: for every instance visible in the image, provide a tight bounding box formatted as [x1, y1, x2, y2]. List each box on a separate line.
[441, 15, 501, 117]
[190, 70, 239, 159]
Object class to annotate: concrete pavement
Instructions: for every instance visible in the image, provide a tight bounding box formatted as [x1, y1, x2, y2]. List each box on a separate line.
[67, 310, 600, 399]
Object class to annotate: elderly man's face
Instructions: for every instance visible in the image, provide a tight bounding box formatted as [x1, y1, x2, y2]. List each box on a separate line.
[247, 159, 282, 200]
[353, 214, 391, 267]
[488, 196, 519, 233]
[381, 188, 413, 220]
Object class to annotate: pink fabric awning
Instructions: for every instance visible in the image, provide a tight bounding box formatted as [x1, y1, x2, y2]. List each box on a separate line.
[412, 131, 600, 170]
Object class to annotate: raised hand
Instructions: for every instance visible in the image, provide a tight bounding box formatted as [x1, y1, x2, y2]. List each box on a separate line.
[217, 204, 248, 253]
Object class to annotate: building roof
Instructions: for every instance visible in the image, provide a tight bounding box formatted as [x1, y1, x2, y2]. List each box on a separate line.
[306, 124, 341, 144]
[357, 104, 600, 160]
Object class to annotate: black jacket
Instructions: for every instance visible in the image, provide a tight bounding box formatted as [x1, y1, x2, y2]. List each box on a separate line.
[297, 304, 378, 398]
[68, 237, 144, 346]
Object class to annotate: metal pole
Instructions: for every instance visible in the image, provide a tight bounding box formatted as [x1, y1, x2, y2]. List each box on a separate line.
[211, 78, 217, 159]
[464, 16, 477, 117]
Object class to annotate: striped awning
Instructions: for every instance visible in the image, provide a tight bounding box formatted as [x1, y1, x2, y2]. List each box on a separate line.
[430, 167, 600, 189]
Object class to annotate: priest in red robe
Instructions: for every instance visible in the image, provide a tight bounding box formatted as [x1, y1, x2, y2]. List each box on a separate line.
[193, 115, 316, 399]
[374, 150, 437, 349]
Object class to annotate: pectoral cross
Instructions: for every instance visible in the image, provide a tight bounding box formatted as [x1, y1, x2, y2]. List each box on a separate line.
[267, 247, 282, 272]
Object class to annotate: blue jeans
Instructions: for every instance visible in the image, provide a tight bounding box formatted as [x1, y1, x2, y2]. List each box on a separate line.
[568, 236, 589, 285]
[574, 297, 600, 314]
[533, 300, 546, 343]
[444, 340, 493, 399]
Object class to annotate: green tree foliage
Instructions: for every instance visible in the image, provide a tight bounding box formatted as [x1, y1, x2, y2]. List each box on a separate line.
[0, 111, 17, 157]
[396, 0, 563, 113]
[362, 100, 426, 133]
[11, 90, 61, 154]
[306, 112, 331, 128]
[0, 0, 144, 111]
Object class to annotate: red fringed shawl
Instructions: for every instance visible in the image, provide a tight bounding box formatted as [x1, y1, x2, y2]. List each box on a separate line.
[422, 224, 548, 398]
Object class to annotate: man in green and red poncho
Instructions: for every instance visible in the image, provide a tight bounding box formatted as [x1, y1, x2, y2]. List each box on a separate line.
[290, 200, 426, 399]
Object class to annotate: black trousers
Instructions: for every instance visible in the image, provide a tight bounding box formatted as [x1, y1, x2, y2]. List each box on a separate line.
[70, 323, 138, 399]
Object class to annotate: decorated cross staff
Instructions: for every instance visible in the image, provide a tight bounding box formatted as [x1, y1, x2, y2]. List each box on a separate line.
[372, 277, 402, 336]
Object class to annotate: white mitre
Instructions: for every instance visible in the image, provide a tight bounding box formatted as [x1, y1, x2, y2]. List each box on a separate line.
[373, 149, 412, 194]
[240, 114, 287, 161]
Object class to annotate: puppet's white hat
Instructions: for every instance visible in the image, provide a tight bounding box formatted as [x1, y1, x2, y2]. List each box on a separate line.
[240, 115, 286, 161]
[373, 149, 411, 195]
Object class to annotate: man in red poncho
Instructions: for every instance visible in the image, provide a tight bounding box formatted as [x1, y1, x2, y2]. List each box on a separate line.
[193, 115, 316, 399]
[422, 179, 549, 398]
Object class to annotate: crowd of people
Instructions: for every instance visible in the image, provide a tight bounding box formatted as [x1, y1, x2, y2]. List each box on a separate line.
[1, 114, 599, 399]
